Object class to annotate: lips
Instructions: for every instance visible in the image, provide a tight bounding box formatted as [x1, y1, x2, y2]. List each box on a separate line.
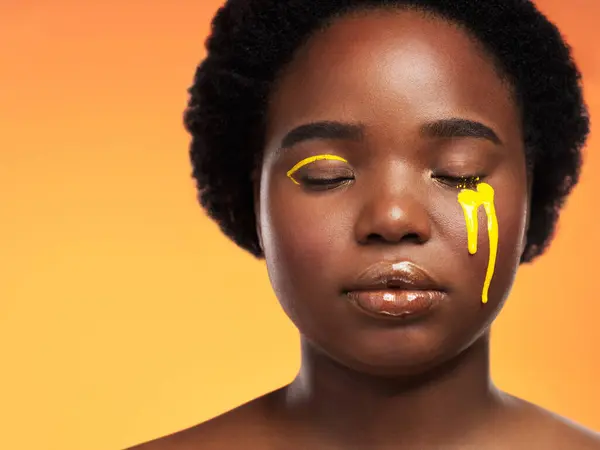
[344, 260, 447, 319]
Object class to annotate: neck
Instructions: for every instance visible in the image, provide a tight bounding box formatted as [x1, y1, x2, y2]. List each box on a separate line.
[277, 333, 503, 447]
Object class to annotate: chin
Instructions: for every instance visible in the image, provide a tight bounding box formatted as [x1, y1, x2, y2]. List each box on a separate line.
[319, 329, 476, 379]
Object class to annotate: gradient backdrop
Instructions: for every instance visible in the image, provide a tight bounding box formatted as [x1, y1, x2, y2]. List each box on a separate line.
[1, 1, 599, 449]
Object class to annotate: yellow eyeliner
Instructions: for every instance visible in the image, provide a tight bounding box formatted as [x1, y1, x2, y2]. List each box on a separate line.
[457, 182, 499, 304]
[286, 154, 348, 185]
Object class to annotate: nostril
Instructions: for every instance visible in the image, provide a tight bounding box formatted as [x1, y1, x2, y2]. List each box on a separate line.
[364, 232, 422, 245]
[365, 233, 386, 244]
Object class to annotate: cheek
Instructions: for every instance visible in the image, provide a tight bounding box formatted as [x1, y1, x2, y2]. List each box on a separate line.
[436, 179, 527, 306]
[495, 183, 529, 266]
[472, 180, 528, 303]
[261, 184, 349, 298]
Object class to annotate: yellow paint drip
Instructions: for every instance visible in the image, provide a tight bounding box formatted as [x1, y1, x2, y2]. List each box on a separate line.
[286, 154, 348, 185]
[457, 182, 498, 304]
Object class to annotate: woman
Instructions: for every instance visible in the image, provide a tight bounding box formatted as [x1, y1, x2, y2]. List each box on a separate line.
[131, 0, 598, 448]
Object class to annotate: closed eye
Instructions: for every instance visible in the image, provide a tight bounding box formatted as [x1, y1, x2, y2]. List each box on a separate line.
[433, 174, 484, 189]
[300, 175, 354, 190]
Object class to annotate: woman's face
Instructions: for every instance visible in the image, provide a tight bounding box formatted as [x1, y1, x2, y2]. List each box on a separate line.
[256, 9, 529, 376]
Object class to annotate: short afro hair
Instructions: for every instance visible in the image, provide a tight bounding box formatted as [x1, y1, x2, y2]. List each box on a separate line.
[184, 0, 590, 264]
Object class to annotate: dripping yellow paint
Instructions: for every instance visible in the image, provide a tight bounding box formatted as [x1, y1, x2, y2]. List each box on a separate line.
[286, 154, 348, 185]
[457, 182, 499, 304]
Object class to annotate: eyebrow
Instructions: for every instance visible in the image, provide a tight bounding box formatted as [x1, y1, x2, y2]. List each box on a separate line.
[277, 117, 501, 151]
[420, 118, 502, 145]
[279, 121, 364, 150]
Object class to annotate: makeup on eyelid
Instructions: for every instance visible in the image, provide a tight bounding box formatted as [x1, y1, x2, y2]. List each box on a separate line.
[286, 154, 349, 185]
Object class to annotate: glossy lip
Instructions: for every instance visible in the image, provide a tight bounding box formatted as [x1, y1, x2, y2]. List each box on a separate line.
[344, 260, 447, 319]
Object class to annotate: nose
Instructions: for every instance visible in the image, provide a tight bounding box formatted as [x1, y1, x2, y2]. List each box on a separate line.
[354, 178, 432, 246]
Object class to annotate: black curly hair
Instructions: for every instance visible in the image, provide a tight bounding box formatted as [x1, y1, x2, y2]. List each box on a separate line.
[184, 0, 589, 264]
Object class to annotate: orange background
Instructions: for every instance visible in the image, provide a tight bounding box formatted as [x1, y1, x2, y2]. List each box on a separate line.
[1, 1, 599, 449]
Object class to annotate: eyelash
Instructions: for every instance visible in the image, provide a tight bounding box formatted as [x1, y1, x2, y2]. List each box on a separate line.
[300, 175, 354, 189]
[434, 174, 484, 189]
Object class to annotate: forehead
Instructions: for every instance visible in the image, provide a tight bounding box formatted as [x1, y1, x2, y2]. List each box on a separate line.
[266, 8, 521, 146]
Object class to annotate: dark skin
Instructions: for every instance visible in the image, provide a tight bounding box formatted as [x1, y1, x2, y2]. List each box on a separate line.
[129, 9, 600, 450]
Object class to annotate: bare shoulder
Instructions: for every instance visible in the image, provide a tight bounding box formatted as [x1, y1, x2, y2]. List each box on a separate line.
[505, 395, 600, 449]
[537, 411, 600, 449]
[125, 389, 285, 450]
